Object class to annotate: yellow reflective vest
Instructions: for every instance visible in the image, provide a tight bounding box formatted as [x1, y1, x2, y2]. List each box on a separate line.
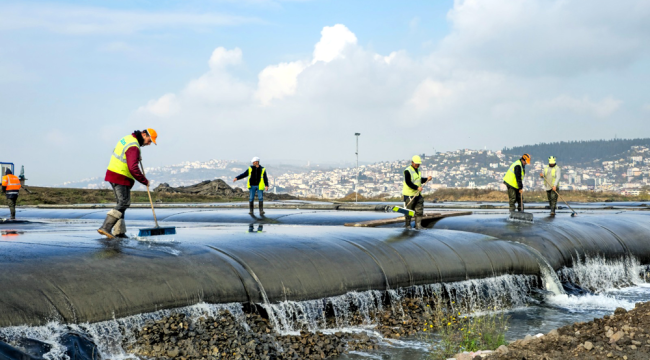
[543, 166, 559, 189]
[402, 166, 422, 196]
[503, 160, 525, 189]
[107, 135, 140, 180]
[247, 167, 266, 189]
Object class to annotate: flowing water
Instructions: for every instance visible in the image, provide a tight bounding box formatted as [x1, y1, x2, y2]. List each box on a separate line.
[1, 256, 649, 360]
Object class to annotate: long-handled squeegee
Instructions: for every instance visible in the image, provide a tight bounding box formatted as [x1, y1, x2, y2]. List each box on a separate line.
[542, 177, 577, 217]
[137, 161, 176, 237]
[509, 190, 534, 222]
[392, 181, 428, 217]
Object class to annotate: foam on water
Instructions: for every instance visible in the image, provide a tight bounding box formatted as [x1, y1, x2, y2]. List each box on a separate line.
[557, 254, 646, 292]
[545, 293, 635, 312]
[0, 302, 244, 360]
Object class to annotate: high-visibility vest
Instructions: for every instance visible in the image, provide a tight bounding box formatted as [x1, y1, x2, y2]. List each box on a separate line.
[107, 135, 140, 180]
[544, 166, 558, 187]
[2, 174, 21, 195]
[402, 166, 422, 196]
[247, 167, 266, 189]
[503, 160, 525, 189]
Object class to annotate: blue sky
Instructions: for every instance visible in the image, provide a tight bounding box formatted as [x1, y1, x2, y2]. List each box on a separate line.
[1, 0, 649, 185]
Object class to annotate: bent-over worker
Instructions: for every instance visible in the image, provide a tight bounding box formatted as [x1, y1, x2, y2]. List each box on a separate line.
[1, 169, 21, 220]
[540, 156, 561, 216]
[234, 157, 269, 215]
[503, 153, 531, 212]
[403, 155, 432, 229]
[98, 129, 157, 239]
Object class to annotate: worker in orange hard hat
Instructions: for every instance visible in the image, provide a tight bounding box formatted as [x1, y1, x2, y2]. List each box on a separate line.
[503, 153, 531, 212]
[98, 128, 157, 239]
[1, 169, 22, 220]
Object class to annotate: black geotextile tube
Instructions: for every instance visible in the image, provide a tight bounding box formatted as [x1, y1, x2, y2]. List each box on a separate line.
[0, 226, 538, 327]
[433, 214, 650, 270]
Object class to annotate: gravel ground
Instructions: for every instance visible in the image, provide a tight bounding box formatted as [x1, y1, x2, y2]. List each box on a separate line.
[483, 301, 650, 360]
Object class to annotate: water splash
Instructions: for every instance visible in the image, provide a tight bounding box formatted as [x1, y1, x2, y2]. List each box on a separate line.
[557, 254, 646, 292]
[0, 302, 244, 360]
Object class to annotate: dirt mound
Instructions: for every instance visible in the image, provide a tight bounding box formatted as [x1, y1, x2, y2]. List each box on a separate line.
[484, 302, 650, 360]
[154, 180, 295, 200]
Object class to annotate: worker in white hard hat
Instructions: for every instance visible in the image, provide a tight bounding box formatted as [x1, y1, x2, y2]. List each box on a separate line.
[234, 157, 269, 215]
[402, 155, 432, 229]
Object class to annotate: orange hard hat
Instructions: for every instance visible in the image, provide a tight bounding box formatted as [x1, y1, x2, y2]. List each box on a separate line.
[146, 128, 158, 145]
[522, 153, 531, 164]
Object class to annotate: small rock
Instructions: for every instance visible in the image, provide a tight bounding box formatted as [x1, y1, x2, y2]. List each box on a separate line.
[453, 353, 473, 360]
[615, 307, 627, 315]
[584, 341, 593, 351]
[606, 352, 613, 358]
[610, 331, 625, 343]
[495, 345, 508, 354]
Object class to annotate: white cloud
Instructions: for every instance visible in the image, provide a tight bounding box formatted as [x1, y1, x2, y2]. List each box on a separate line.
[0, 4, 259, 35]
[441, 0, 650, 75]
[312, 24, 358, 63]
[133, 3, 650, 164]
[409, 79, 452, 111]
[255, 61, 306, 106]
[540, 95, 622, 118]
[137, 93, 179, 117]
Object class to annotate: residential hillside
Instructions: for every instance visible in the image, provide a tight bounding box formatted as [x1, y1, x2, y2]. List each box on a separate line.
[502, 138, 650, 166]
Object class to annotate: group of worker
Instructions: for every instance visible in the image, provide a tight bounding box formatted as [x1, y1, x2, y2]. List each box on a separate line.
[3, 128, 563, 234]
[399, 153, 561, 229]
[502, 153, 561, 216]
[95, 129, 268, 239]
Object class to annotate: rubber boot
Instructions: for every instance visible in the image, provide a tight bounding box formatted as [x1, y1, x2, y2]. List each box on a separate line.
[259, 201, 265, 215]
[415, 216, 424, 230]
[550, 206, 556, 216]
[404, 216, 412, 229]
[249, 202, 254, 215]
[112, 218, 128, 238]
[98, 210, 121, 239]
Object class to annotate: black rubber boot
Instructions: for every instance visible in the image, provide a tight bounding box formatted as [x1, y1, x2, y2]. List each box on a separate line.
[97, 215, 119, 239]
[249, 202, 254, 215]
[259, 201, 265, 215]
[415, 216, 424, 230]
[404, 216, 412, 229]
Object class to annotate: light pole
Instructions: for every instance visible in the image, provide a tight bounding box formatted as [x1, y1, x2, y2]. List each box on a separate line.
[355, 133, 360, 202]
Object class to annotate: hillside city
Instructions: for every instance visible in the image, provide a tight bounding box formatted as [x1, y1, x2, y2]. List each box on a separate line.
[64, 145, 650, 199]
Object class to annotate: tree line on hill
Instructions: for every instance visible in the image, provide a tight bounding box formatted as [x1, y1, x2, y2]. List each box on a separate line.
[502, 138, 650, 165]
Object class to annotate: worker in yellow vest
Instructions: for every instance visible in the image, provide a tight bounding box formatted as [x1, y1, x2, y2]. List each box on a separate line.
[98, 129, 157, 239]
[403, 155, 432, 229]
[503, 153, 531, 212]
[234, 157, 269, 215]
[540, 156, 561, 216]
[1, 169, 22, 220]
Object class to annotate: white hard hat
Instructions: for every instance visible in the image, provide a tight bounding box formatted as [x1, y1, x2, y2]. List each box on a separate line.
[251, 157, 260, 163]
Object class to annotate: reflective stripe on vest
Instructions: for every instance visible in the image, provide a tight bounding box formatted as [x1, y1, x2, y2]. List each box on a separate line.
[544, 166, 557, 187]
[503, 160, 525, 189]
[247, 167, 266, 189]
[2, 175, 21, 191]
[402, 166, 422, 196]
[107, 135, 140, 180]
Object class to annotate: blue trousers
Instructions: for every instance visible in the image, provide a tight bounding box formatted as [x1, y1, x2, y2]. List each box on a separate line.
[249, 186, 264, 202]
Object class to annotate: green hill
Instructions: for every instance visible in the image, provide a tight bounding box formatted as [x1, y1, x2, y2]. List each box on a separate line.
[502, 138, 650, 166]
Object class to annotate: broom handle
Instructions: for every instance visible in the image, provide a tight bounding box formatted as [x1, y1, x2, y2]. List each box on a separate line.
[542, 175, 576, 214]
[140, 161, 159, 228]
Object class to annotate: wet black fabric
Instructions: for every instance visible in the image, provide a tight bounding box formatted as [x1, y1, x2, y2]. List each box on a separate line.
[111, 183, 131, 216]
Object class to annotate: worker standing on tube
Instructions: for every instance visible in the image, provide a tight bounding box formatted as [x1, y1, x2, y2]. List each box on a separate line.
[503, 153, 531, 213]
[540, 156, 561, 216]
[98, 129, 157, 239]
[1, 169, 21, 220]
[234, 157, 269, 216]
[403, 155, 432, 229]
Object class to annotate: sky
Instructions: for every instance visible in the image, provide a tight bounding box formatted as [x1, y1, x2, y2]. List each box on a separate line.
[1, 0, 649, 185]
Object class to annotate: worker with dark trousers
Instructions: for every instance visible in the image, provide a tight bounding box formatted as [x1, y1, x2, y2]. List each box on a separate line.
[403, 155, 432, 229]
[540, 156, 561, 216]
[1, 169, 22, 220]
[234, 157, 269, 216]
[503, 153, 531, 213]
[98, 129, 157, 239]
